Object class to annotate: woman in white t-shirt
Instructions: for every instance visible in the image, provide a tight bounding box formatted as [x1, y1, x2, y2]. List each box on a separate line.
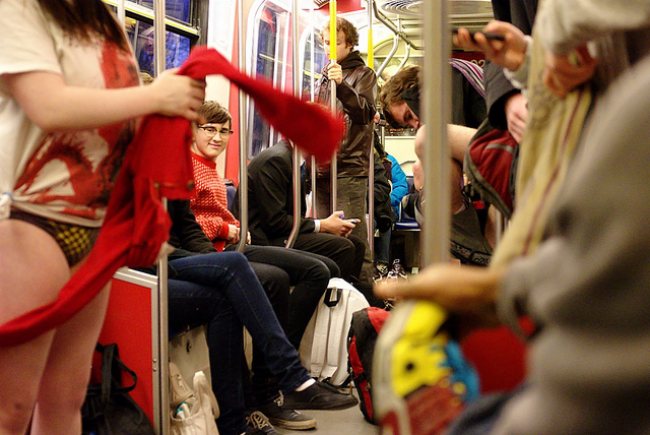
[0, 1, 204, 433]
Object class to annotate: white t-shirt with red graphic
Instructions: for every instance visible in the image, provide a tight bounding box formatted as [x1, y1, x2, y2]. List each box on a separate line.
[0, 0, 140, 226]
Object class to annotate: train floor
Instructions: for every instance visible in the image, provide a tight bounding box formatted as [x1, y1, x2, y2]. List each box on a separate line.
[276, 389, 378, 434]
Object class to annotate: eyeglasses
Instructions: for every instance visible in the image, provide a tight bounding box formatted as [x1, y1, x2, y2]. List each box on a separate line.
[198, 125, 233, 136]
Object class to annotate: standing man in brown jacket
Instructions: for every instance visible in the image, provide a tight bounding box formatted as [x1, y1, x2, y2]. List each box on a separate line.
[314, 17, 377, 281]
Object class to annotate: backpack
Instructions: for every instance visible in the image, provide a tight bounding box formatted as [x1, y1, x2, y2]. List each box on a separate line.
[347, 307, 390, 424]
[373, 301, 480, 435]
[82, 343, 155, 435]
[299, 278, 370, 386]
[464, 118, 519, 219]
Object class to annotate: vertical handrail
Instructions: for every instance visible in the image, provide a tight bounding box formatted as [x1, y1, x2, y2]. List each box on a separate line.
[366, 0, 374, 70]
[286, 0, 302, 248]
[153, 1, 169, 433]
[309, 5, 318, 218]
[366, 0, 375, 254]
[236, 0, 249, 252]
[329, 0, 338, 213]
[421, 1, 450, 266]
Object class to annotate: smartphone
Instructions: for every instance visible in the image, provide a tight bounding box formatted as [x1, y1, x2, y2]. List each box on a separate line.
[452, 28, 506, 42]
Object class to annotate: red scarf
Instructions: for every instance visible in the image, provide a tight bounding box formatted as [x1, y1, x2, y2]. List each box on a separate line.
[0, 46, 344, 345]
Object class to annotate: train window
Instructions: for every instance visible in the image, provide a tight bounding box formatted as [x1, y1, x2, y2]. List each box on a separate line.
[248, 0, 328, 157]
[136, 0, 192, 24]
[104, 0, 201, 75]
[126, 18, 192, 75]
[247, 2, 292, 157]
[301, 31, 327, 101]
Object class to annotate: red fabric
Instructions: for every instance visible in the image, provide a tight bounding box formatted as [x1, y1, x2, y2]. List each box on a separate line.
[0, 46, 344, 346]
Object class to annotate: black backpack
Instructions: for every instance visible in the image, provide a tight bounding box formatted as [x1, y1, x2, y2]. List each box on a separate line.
[347, 307, 390, 424]
[82, 343, 155, 435]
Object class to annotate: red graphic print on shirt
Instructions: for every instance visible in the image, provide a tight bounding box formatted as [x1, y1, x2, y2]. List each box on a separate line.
[14, 40, 139, 220]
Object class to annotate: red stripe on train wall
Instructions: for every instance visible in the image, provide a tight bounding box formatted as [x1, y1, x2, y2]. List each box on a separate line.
[312, 0, 364, 13]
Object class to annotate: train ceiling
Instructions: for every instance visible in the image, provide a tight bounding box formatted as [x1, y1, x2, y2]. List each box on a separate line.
[306, 1, 494, 48]
[377, 0, 494, 48]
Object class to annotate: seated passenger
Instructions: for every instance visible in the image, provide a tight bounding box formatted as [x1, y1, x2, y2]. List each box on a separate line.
[146, 200, 357, 435]
[373, 139, 409, 278]
[406, 126, 493, 265]
[235, 139, 368, 291]
[380, 63, 486, 130]
[189, 101, 334, 354]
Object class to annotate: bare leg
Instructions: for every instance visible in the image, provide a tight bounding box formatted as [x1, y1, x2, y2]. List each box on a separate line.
[0, 220, 110, 435]
[0, 220, 68, 434]
[32, 284, 109, 435]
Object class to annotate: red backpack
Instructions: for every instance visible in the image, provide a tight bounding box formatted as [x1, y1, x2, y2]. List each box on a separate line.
[464, 118, 519, 219]
[347, 307, 390, 424]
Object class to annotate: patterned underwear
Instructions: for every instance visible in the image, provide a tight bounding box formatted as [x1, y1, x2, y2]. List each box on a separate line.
[10, 210, 99, 267]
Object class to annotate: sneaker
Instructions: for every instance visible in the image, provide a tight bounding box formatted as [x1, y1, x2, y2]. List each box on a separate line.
[245, 411, 278, 435]
[257, 393, 317, 430]
[388, 259, 408, 280]
[283, 381, 358, 410]
[373, 263, 389, 282]
[372, 301, 479, 435]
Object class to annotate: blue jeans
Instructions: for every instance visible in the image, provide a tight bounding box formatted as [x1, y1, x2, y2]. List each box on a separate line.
[374, 227, 392, 265]
[167, 252, 311, 435]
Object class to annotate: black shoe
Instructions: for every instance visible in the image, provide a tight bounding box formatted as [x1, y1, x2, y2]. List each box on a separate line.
[245, 411, 278, 435]
[257, 394, 317, 430]
[283, 381, 358, 410]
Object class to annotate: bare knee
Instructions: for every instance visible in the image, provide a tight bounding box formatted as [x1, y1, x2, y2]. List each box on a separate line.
[38, 372, 90, 416]
[0, 400, 35, 434]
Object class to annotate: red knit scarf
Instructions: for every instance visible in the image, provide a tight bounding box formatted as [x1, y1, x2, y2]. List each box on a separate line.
[0, 46, 344, 345]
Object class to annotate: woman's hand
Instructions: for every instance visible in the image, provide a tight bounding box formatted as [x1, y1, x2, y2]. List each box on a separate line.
[543, 45, 597, 98]
[148, 68, 206, 121]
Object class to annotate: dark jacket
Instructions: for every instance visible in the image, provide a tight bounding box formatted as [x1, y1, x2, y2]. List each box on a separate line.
[485, 0, 538, 130]
[235, 140, 316, 246]
[373, 151, 395, 233]
[138, 200, 215, 276]
[315, 51, 377, 177]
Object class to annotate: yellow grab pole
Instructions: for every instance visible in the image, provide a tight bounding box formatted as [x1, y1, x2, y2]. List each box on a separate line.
[329, 0, 337, 60]
[367, 0, 374, 69]
[329, 0, 338, 213]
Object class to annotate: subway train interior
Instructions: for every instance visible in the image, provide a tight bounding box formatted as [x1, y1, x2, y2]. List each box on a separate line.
[99, 1, 523, 433]
[7, 0, 648, 434]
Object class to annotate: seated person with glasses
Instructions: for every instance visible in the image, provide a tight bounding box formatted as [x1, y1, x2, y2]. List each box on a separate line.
[189, 102, 357, 430]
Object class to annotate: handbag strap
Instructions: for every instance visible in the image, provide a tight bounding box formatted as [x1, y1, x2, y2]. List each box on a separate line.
[95, 343, 139, 404]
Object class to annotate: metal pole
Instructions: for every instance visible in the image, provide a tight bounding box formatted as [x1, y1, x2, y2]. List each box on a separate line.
[376, 33, 399, 84]
[286, 0, 302, 248]
[366, 0, 375, 254]
[310, 6, 318, 219]
[236, 0, 249, 252]
[153, 0, 169, 432]
[422, 1, 450, 266]
[370, 0, 423, 51]
[329, 0, 338, 213]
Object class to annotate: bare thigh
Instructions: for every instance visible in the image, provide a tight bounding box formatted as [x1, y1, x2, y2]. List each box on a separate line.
[0, 219, 70, 431]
